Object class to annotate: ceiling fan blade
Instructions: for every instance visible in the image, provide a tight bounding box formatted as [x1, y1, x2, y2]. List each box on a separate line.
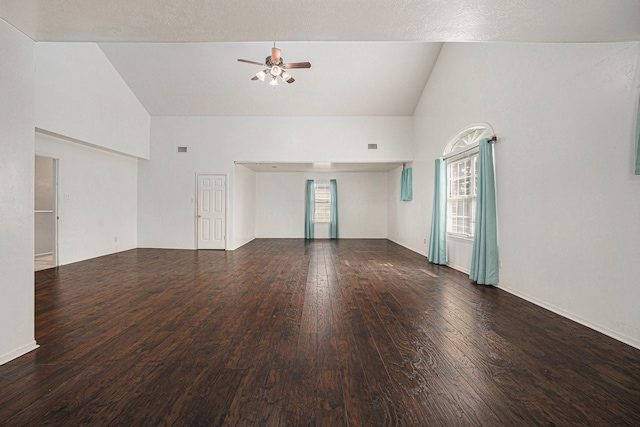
[271, 48, 281, 64]
[251, 76, 259, 80]
[285, 77, 295, 84]
[238, 59, 265, 66]
[282, 62, 311, 69]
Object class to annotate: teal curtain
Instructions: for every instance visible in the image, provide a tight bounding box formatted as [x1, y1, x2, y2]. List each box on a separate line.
[329, 179, 339, 239]
[428, 158, 447, 264]
[470, 138, 499, 285]
[305, 179, 315, 239]
[635, 97, 640, 175]
[400, 167, 413, 201]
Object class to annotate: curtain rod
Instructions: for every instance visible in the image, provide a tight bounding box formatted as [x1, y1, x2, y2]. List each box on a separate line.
[441, 135, 498, 161]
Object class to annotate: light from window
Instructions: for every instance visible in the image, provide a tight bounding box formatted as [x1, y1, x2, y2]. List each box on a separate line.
[314, 181, 331, 223]
[447, 154, 477, 237]
[443, 124, 492, 239]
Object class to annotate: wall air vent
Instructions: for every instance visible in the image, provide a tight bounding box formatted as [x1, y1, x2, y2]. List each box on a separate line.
[177, 147, 188, 153]
[368, 144, 378, 150]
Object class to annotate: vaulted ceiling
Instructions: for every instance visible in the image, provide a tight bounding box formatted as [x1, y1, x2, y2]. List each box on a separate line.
[97, 42, 442, 116]
[2, 0, 639, 117]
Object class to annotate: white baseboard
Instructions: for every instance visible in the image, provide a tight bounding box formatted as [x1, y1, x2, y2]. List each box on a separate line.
[499, 286, 640, 351]
[446, 262, 470, 275]
[229, 237, 255, 251]
[386, 240, 640, 351]
[0, 341, 39, 365]
[387, 238, 428, 258]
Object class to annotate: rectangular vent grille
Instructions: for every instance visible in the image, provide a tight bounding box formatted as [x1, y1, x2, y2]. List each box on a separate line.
[368, 144, 378, 150]
[177, 147, 187, 153]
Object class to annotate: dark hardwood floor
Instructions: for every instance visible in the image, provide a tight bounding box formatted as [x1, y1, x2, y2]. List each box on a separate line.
[1, 239, 639, 426]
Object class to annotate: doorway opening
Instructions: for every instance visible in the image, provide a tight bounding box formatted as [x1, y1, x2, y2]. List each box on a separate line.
[35, 155, 58, 271]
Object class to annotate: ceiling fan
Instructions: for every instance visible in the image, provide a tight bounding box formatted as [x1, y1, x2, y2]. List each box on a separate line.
[238, 45, 311, 86]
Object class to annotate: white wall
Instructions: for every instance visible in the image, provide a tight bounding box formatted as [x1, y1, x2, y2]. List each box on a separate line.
[387, 165, 428, 254]
[388, 144, 478, 272]
[445, 237, 474, 274]
[409, 42, 640, 347]
[255, 173, 304, 238]
[139, 116, 412, 249]
[0, 21, 37, 364]
[35, 132, 138, 265]
[336, 173, 388, 238]
[256, 172, 388, 238]
[35, 43, 150, 159]
[232, 164, 256, 249]
[31, 41, 152, 266]
[2, 29, 151, 365]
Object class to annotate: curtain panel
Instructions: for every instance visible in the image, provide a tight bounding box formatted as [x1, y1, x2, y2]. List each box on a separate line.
[470, 138, 499, 285]
[305, 179, 315, 239]
[428, 158, 447, 264]
[400, 167, 413, 201]
[635, 97, 640, 175]
[329, 179, 339, 239]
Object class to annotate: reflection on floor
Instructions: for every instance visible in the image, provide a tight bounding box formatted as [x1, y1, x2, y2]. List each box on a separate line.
[35, 253, 54, 271]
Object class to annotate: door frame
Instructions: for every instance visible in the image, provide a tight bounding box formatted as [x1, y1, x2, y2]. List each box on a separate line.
[195, 173, 228, 250]
[35, 153, 59, 268]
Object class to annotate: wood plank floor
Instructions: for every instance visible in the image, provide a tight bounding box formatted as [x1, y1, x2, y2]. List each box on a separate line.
[2, 239, 640, 426]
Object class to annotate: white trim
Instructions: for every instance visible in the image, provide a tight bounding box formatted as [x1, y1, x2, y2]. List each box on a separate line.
[387, 237, 428, 258]
[195, 173, 228, 250]
[498, 285, 640, 351]
[0, 341, 39, 365]
[442, 122, 494, 156]
[392, 234, 640, 351]
[313, 180, 331, 224]
[446, 262, 470, 275]
[229, 237, 256, 251]
[53, 158, 59, 267]
[442, 141, 480, 161]
[447, 232, 474, 242]
[34, 154, 60, 269]
[35, 128, 145, 160]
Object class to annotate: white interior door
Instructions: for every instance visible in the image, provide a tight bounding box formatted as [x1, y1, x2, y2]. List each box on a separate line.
[197, 174, 226, 250]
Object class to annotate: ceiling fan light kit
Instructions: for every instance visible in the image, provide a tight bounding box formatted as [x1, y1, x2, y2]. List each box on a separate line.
[270, 65, 282, 76]
[238, 45, 311, 87]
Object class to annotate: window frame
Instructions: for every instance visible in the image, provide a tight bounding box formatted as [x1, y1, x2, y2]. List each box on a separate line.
[313, 181, 331, 223]
[446, 151, 478, 240]
[443, 124, 493, 241]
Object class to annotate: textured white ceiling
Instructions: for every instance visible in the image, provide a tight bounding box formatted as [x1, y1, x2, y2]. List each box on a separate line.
[2, 0, 639, 43]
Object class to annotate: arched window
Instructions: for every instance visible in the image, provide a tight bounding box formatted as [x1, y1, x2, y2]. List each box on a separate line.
[443, 124, 493, 238]
[444, 125, 492, 156]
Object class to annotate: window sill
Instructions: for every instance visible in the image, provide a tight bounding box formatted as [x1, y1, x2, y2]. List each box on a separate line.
[447, 233, 474, 242]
